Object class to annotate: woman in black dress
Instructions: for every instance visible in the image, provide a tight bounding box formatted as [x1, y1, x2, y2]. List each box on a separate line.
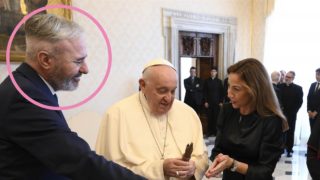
[205, 58, 289, 180]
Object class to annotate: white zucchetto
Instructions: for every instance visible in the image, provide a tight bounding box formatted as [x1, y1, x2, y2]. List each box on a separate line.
[142, 58, 176, 73]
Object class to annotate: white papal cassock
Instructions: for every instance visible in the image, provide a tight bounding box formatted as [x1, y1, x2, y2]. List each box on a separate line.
[96, 92, 208, 180]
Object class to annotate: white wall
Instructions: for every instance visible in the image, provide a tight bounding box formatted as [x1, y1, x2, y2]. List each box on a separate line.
[0, 0, 268, 120]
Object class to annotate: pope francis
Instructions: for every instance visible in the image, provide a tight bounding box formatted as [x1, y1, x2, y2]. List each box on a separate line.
[95, 58, 208, 180]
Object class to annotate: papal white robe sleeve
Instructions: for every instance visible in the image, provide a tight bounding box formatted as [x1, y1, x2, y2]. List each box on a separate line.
[95, 92, 208, 180]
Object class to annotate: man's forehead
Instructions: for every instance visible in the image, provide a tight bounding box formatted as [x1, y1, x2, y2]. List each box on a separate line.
[142, 59, 175, 73]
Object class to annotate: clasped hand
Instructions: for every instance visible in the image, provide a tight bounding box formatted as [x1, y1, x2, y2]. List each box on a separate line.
[308, 111, 318, 119]
[163, 158, 195, 179]
[205, 153, 233, 178]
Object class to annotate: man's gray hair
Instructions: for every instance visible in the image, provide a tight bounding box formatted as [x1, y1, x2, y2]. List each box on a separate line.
[25, 13, 83, 42]
[271, 71, 280, 82]
[25, 14, 84, 60]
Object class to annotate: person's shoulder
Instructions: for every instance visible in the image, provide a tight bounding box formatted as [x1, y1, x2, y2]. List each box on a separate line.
[218, 103, 237, 118]
[295, 84, 303, 92]
[173, 99, 197, 113]
[221, 102, 233, 110]
[273, 84, 280, 91]
[108, 93, 139, 111]
[292, 83, 302, 89]
[0, 76, 18, 112]
[195, 77, 201, 81]
[262, 114, 281, 121]
[277, 83, 285, 88]
[0, 76, 14, 94]
[261, 115, 283, 129]
[172, 100, 201, 122]
[174, 99, 191, 108]
[203, 78, 210, 83]
[0, 70, 42, 100]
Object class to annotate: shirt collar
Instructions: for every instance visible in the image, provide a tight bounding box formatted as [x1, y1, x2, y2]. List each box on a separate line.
[139, 91, 151, 112]
[39, 75, 56, 95]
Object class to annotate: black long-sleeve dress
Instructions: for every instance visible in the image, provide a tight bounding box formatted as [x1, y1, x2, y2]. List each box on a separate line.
[210, 103, 284, 180]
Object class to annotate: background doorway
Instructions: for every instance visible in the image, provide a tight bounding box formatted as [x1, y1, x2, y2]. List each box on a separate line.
[179, 31, 220, 134]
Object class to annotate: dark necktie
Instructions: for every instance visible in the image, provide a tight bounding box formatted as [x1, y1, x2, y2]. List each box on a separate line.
[52, 94, 64, 118]
[53, 94, 59, 105]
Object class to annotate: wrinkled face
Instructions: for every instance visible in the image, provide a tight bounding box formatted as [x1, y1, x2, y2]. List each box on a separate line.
[316, 71, 320, 82]
[227, 73, 251, 111]
[285, 72, 294, 85]
[140, 66, 177, 116]
[48, 37, 88, 91]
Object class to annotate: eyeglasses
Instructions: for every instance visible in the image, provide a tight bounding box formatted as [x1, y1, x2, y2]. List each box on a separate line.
[285, 76, 293, 79]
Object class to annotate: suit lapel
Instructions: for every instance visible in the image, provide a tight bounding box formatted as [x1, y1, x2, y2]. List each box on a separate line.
[15, 63, 65, 119]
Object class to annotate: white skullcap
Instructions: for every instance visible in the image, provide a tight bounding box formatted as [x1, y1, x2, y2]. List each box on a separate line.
[142, 58, 176, 73]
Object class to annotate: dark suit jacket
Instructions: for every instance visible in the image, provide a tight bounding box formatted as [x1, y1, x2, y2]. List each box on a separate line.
[307, 114, 320, 159]
[272, 83, 283, 108]
[278, 83, 303, 116]
[307, 114, 320, 179]
[183, 76, 203, 105]
[307, 82, 320, 114]
[0, 63, 145, 180]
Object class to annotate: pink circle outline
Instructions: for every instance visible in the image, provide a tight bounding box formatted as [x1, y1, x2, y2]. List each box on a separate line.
[6, 4, 112, 111]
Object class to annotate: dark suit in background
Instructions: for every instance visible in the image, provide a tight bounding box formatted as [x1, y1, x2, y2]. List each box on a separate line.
[306, 111, 320, 180]
[184, 76, 203, 113]
[0, 63, 145, 180]
[203, 77, 224, 136]
[307, 82, 320, 129]
[273, 83, 283, 109]
[279, 83, 303, 155]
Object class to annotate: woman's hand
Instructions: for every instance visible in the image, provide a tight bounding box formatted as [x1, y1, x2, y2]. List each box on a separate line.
[205, 153, 233, 178]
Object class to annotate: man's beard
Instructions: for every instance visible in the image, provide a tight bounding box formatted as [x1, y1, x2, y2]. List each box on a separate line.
[48, 68, 80, 91]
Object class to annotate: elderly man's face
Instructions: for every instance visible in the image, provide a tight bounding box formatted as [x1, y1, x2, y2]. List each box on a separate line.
[48, 37, 88, 91]
[285, 72, 294, 85]
[140, 66, 177, 116]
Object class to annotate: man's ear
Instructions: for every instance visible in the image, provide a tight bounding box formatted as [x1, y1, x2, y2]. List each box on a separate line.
[37, 50, 53, 70]
[139, 78, 146, 91]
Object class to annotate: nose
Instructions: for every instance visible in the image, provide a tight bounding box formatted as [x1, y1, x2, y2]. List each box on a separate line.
[164, 92, 173, 101]
[80, 62, 89, 74]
